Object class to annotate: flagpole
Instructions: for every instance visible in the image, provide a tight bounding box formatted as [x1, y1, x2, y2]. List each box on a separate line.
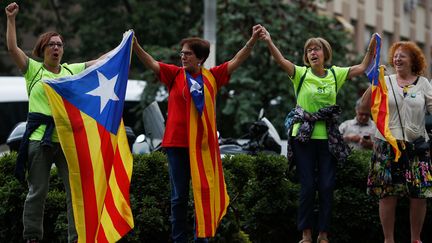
[204, 0, 216, 69]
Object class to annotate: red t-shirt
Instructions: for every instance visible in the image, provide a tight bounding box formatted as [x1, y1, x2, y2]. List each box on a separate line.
[158, 62, 230, 147]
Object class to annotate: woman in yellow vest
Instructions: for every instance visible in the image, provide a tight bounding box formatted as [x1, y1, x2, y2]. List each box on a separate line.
[260, 26, 376, 243]
[5, 2, 109, 242]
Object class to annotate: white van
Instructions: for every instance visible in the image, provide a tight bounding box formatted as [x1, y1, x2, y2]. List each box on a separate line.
[0, 76, 146, 148]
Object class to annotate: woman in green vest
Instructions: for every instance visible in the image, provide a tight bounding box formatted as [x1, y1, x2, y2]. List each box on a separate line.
[260, 27, 376, 243]
[5, 2, 109, 242]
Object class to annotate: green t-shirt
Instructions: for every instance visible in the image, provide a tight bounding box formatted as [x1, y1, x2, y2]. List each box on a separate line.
[290, 65, 349, 139]
[24, 58, 86, 142]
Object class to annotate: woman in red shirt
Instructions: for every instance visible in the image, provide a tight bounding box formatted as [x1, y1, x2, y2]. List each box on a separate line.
[133, 25, 263, 243]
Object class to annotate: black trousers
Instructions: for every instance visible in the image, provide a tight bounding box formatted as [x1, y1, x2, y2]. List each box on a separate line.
[293, 139, 336, 232]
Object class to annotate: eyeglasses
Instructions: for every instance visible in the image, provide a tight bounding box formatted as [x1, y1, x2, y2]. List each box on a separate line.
[179, 51, 194, 57]
[47, 42, 64, 48]
[306, 46, 321, 54]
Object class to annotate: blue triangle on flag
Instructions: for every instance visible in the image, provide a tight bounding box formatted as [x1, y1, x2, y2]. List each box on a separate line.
[45, 31, 134, 134]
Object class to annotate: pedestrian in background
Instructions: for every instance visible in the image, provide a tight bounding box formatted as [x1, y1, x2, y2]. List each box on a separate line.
[339, 98, 376, 150]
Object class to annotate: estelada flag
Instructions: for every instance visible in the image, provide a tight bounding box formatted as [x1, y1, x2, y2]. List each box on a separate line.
[185, 68, 229, 238]
[43, 30, 134, 242]
[365, 33, 401, 161]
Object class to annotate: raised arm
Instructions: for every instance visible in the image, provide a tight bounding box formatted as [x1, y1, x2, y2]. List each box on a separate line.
[84, 49, 114, 68]
[5, 2, 28, 72]
[360, 85, 372, 109]
[226, 24, 263, 75]
[261, 27, 295, 77]
[132, 36, 160, 74]
[348, 34, 377, 79]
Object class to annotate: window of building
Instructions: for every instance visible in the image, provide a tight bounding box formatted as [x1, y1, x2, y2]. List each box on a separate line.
[404, 0, 419, 12]
[364, 26, 374, 49]
[381, 32, 393, 65]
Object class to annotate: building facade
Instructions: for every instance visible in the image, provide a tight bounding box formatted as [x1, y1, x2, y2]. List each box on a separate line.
[317, 0, 432, 77]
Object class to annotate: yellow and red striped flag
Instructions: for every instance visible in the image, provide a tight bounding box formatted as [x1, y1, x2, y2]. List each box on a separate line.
[366, 33, 401, 161]
[43, 30, 134, 242]
[186, 68, 229, 238]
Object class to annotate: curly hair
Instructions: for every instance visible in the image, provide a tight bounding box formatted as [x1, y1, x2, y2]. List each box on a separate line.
[387, 41, 427, 75]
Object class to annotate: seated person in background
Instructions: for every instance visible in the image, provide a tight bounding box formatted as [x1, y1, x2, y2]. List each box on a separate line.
[339, 99, 376, 150]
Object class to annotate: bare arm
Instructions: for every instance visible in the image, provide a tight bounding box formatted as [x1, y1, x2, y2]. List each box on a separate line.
[261, 27, 294, 77]
[84, 49, 114, 68]
[360, 86, 372, 109]
[348, 34, 377, 79]
[132, 36, 160, 74]
[226, 24, 263, 75]
[5, 2, 28, 72]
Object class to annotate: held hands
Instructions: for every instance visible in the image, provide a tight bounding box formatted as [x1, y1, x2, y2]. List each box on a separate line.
[251, 24, 264, 41]
[5, 2, 19, 18]
[244, 25, 264, 50]
[132, 35, 140, 51]
[258, 26, 271, 42]
[367, 33, 378, 54]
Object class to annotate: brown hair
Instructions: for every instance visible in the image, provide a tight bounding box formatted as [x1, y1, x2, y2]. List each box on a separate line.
[387, 41, 427, 75]
[180, 37, 210, 65]
[32, 31, 64, 58]
[303, 37, 333, 66]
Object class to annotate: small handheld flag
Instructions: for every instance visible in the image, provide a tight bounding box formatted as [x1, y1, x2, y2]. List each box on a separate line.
[365, 33, 401, 161]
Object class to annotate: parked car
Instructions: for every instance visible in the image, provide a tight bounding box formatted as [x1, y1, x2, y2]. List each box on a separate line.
[0, 76, 147, 153]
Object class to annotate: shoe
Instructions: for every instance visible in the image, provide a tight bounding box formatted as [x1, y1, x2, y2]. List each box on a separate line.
[317, 235, 329, 243]
[299, 237, 312, 243]
[26, 239, 40, 243]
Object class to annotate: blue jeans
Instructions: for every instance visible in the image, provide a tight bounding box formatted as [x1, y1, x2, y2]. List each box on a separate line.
[293, 139, 336, 232]
[166, 147, 208, 243]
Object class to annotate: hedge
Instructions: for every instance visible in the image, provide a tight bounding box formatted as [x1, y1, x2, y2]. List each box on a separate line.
[0, 150, 431, 242]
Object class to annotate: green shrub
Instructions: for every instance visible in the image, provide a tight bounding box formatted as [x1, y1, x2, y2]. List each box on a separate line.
[332, 150, 382, 242]
[1, 150, 431, 242]
[122, 152, 171, 242]
[0, 152, 26, 242]
[0, 152, 70, 242]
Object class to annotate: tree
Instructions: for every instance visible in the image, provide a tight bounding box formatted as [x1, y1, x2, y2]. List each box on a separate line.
[0, 0, 369, 137]
[67, 0, 366, 137]
[215, 0, 367, 137]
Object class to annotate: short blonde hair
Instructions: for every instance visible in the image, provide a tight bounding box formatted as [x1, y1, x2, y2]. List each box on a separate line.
[303, 37, 332, 66]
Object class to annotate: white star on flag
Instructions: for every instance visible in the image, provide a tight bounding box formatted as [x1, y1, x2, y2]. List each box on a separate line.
[86, 71, 119, 113]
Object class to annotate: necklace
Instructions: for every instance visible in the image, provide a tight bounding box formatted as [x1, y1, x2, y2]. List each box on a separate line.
[398, 76, 419, 97]
[396, 75, 417, 87]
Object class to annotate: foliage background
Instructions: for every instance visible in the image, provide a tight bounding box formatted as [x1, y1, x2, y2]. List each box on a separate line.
[0, 0, 370, 138]
[1, 151, 431, 242]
